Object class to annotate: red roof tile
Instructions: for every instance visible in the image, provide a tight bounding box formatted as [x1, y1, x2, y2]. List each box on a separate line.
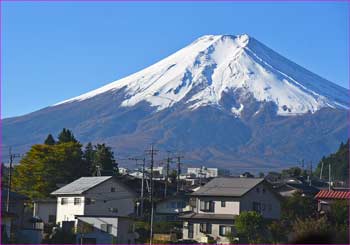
[315, 190, 350, 200]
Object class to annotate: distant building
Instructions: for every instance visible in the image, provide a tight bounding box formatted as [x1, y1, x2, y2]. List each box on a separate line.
[180, 177, 281, 244]
[118, 167, 129, 175]
[51, 176, 137, 243]
[187, 167, 218, 178]
[315, 189, 350, 213]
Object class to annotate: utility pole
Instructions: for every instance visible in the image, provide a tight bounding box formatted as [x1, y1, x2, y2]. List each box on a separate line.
[145, 144, 158, 245]
[320, 160, 324, 180]
[130, 157, 146, 217]
[164, 152, 171, 198]
[6, 147, 21, 213]
[176, 155, 184, 193]
[328, 163, 331, 191]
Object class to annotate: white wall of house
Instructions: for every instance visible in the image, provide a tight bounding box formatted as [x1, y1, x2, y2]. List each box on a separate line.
[33, 201, 57, 224]
[55, 178, 135, 226]
[56, 196, 85, 225]
[239, 182, 281, 219]
[195, 196, 240, 215]
[182, 220, 234, 244]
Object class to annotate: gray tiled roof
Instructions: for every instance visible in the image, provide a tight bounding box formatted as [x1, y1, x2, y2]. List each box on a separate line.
[192, 177, 264, 197]
[51, 176, 113, 195]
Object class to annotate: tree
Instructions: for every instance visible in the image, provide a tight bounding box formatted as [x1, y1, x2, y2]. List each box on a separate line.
[235, 211, 265, 243]
[57, 128, 77, 144]
[268, 220, 287, 243]
[328, 200, 348, 226]
[291, 216, 331, 243]
[93, 144, 117, 175]
[281, 192, 316, 222]
[12, 142, 88, 199]
[314, 140, 349, 182]
[83, 142, 95, 176]
[44, 134, 56, 145]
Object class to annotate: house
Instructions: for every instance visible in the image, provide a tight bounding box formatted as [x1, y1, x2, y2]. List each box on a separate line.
[272, 177, 319, 197]
[155, 194, 191, 222]
[33, 198, 57, 225]
[180, 177, 281, 244]
[187, 167, 218, 178]
[1, 189, 30, 242]
[75, 215, 137, 244]
[315, 189, 350, 213]
[51, 176, 137, 226]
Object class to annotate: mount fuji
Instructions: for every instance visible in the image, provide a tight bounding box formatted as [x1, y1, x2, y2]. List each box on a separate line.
[3, 35, 349, 171]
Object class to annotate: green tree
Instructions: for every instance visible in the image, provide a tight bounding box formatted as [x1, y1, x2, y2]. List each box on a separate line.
[235, 211, 265, 243]
[281, 192, 316, 222]
[268, 220, 287, 243]
[328, 200, 348, 226]
[291, 216, 331, 243]
[83, 142, 95, 176]
[57, 128, 77, 144]
[314, 140, 349, 182]
[93, 144, 117, 176]
[44, 134, 56, 145]
[12, 142, 88, 199]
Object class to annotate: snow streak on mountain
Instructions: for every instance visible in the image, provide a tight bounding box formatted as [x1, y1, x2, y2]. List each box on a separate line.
[56, 34, 348, 117]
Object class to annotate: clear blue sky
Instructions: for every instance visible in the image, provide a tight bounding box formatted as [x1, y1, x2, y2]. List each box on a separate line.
[2, 1, 348, 118]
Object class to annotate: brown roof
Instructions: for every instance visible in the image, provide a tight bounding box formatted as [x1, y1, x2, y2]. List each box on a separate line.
[315, 190, 350, 200]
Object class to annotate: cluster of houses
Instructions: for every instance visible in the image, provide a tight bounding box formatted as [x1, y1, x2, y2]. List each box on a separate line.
[2, 166, 350, 244]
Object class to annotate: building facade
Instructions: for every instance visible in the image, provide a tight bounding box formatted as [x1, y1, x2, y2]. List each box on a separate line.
[180, 177, 281, 244]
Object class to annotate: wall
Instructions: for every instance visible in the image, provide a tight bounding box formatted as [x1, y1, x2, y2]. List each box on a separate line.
[33, 202, 57, 224]
[83, 178, 135, 217]
[56, 196, 85, 225]
[240, 182, 281, 219]
[195, 196, 240, 215]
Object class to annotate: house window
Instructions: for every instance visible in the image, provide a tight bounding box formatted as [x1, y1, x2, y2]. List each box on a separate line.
[253, 202, 261, 213]
[221, 201, 226, 207]
[85, 198, 95, 205]
[200, 223, 212, 234]
[256, 187, 260, 193]
[188, 223, 194, 239]
[101, 224, 112, 233]
[200, 200, 214, 212]
[262, 188, 266, 193]
[61, 198, 68, 205]
[109, 207, 118, 213]
[219, 225, 231, 236]
[111, 187, 116, 192]
[74, 198, 81, 205]
[48, 215, 56, 223]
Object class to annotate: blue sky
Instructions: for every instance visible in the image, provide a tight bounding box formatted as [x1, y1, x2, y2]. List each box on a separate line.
[2, 1, 348, 118]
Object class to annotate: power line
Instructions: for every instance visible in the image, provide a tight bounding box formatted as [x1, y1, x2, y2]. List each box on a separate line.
[6, 147, 21, 213]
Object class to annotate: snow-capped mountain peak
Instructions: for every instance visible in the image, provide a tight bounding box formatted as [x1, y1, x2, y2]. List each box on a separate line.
[56, 34, 348, 117]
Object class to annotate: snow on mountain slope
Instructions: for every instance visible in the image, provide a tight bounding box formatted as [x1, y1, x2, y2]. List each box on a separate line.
[56, 34, 349, 116]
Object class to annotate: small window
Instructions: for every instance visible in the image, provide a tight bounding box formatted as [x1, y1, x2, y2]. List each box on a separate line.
[48, 215, 56, 223]
[253, 202, 261, 213]
[109, 207, 118, 213]
[74, 198, 81, 205]
[200, 223, 212, 234]
[221, 201, 226, 207]
[111, 187, 116, 192]
[61, 198, 68, 205]
[219, 225, 231, 236]
[262, 188, 266, 193]
[85, 198, 95, 205]
[256, 187, 260, 193]
[101, 224, 112, 233]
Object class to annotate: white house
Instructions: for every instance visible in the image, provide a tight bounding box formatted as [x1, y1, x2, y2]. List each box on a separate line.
[180, 177, 281, 244]
[51, 176, 137, 243]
